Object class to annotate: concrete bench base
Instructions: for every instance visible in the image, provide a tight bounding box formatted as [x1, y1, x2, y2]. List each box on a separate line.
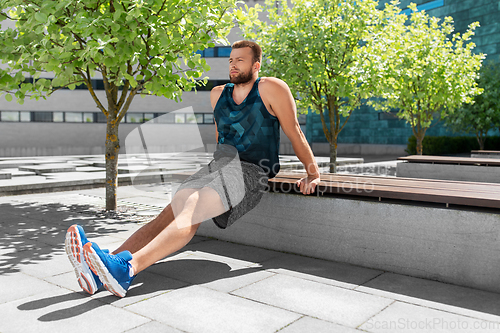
[397, 162, 500, 183]
[197, 191, 500, 293]
[471, 153, 500, 159]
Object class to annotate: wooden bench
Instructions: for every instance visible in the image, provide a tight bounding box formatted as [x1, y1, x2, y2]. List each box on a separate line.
[172, 169, 500, 294]
[471, 150, 500, 159]
[172, 169, 500, 209]
[396, 155, 500, 183]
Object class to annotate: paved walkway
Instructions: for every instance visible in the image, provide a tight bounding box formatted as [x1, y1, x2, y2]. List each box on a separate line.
[1, 184, 500, 333]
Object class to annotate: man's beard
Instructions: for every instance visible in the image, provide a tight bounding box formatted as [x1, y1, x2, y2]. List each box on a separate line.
[229, 68, 253, 85]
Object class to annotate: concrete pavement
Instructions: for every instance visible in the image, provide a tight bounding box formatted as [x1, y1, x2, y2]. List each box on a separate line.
[1, 184, 500, 333]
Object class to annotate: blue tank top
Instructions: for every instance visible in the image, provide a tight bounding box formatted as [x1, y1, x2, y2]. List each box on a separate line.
[214, 77, 281, 178]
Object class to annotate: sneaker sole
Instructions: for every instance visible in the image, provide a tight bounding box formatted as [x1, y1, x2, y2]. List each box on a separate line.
[65, 225, 98, 295]
[83, 243, 127, 298]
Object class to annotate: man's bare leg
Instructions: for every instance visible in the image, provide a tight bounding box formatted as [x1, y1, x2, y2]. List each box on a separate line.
[112, 187, 227, 274]
[111, 203, 176, 255]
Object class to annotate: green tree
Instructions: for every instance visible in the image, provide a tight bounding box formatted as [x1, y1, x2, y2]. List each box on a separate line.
[235, 0, 389, 173]
[0, 0, 238, 210]
[371, 3, 484, 155]
[445, 60, 500, 150]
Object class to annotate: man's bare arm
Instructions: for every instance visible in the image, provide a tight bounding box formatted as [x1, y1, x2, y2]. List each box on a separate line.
[264, 78, 320, 194]
[211, 86, 224, 143]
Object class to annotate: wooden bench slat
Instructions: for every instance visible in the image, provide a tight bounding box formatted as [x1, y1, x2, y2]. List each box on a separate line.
[274, 172, 500, 194]
[471, 150, 500, 154]
[270, 177, 500, 200]
[269, 177, 500, 209]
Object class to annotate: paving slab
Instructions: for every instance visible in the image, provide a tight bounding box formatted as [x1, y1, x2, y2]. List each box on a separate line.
[0, 273, 62, 305]
[279, 316, 360, 333]
[182, 239, 285, 265]
[359, 301, 500, 333]
[260, 251, 384, 289]
[0, 289, 151, 333]
[355, 272, 500, 321]
[124, 321, 184, 333]
[75, 166, 106, 172]
[231, 273, 394, 327]
[126, 284, 302, 333]
[89, 271, 189, 308]
[19, 164, 77, 175]
[146, 252, 277, 293]
[0, 168, 36, 177]
[0, 171, 11, 179]
[0, 159, 63, 168]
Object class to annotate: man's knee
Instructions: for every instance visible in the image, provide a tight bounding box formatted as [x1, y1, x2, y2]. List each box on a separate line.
[171, 188, 200, 215]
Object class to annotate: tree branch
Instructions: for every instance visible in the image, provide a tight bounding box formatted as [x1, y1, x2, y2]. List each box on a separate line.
[81, 66, 108, 116]
[46, 79, 86, 96]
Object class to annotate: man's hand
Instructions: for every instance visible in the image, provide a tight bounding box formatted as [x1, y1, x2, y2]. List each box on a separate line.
[296, 175, 320, 195]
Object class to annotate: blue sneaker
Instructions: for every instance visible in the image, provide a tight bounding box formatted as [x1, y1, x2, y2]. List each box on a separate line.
[83, 242, 136, 298]
[65, 224, 108, 295]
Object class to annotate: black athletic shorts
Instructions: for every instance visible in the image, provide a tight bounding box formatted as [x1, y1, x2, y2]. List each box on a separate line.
[174, 157, 269, 229]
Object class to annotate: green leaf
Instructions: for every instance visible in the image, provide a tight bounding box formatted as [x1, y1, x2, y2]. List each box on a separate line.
[5, 94, 12, 102]
[35, 12, 47, 23]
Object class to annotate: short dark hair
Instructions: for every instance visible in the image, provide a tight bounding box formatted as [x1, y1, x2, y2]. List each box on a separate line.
[231, 40, 262, 64]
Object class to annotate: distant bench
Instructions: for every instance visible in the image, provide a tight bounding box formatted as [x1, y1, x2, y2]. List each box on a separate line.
[471, 150, 500, 159]
[172, 169, 500, 294]
[396, 155, 500, 183]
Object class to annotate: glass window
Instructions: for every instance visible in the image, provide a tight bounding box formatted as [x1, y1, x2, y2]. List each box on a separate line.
[204, 48, 215, 57]
[20, 111, 31, 122]
[297, 113, 307, 125]
[401, 0, 443, 15]
[96, 112, 107, 123]
[175, 114, 185, 123]
[195, 113, 204, 123]
[1, 111, 19, 122]
[186, 113, 197, 123]
[156, 113, 175, 123]
[32, 111, 52, 122]
[65, 112, 83, 122]
[83, 112, 94, 123]
[143, 113, 154, 122]
[126, 112, 142, 123]
[53, 112, 64, 122]
[217, 47, 232, 57]
[204, 113, 214, 124]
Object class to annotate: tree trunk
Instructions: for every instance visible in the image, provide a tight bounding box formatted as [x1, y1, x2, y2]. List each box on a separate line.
[476, 131, 485, 150]
[329, 138, 337, 173]
[105, 120, 120, 211]
[416, 135, 423, 155]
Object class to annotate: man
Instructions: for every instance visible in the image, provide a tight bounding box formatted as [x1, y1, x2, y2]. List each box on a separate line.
[66, 40, 321, 297]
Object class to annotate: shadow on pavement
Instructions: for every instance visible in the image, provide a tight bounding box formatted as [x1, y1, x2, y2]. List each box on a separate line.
[0, 201, 138, 276]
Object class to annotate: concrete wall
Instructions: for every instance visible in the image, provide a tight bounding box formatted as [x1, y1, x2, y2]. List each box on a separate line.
[397, 162, 500, 183]
[312, 143, 407, 156]
[197, 191, 500, 293]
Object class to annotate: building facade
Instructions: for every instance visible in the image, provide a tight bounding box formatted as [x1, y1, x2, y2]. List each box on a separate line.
[307, 0, 500, 147]
[1, 0, 498, 156]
